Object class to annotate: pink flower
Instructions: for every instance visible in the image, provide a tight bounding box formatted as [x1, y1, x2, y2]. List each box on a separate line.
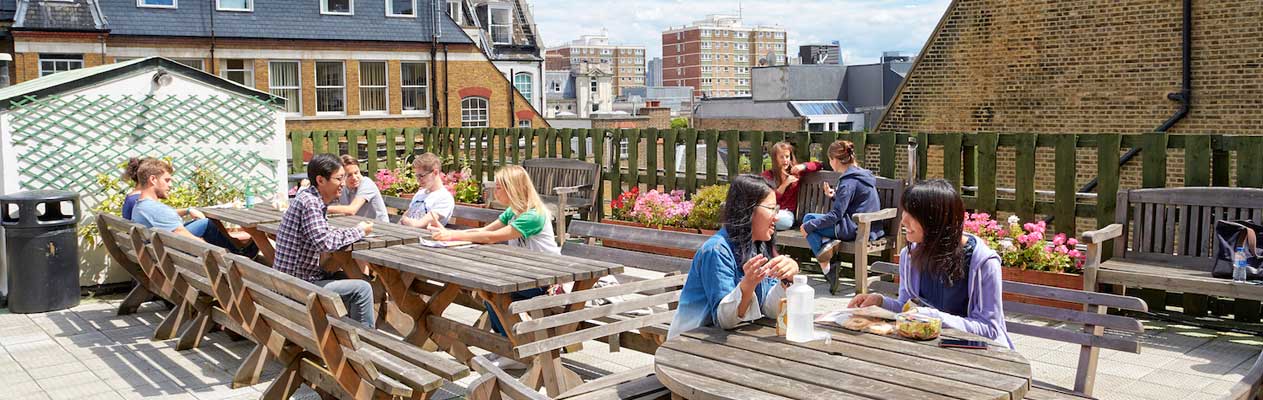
[1052, 233, 1066, 247]
[1068, 249, 1082, 259]
[1067, 238, 1079, 247]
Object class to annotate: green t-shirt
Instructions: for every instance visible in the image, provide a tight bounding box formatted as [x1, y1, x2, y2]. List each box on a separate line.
[498, 208, 560, 254]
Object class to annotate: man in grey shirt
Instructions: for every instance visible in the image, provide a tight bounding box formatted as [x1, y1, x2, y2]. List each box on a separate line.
[328, 154, 390, 223]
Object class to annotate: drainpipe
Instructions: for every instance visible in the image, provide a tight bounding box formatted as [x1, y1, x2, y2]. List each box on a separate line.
[443, 44, 450, 127]
[209, 0, 216, 73]
[509, 68, 516, 128]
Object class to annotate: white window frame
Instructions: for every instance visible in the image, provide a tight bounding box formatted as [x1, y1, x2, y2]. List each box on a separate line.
[386, 0, 415, 17]
[315, 61, 347, 115]
[137, 0, 176, 8]
[461, 97, 489, 128]
[518, 119, 532, 128]
[216, 0, 251, 11]
[268, 61, 302, 115]
[701, 54, 712, 61]
[38, 54, 84, 77]
[358, 61, 389, 115]
[487, 4, 513, 45]
[447, 0, 463, 24]
[400, 61, 430, 114]
[321, 0, 353, 15]
[220, 58, 254, 86]
[513, 72, 533, 103]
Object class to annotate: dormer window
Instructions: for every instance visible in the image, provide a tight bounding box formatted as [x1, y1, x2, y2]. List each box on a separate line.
[447, 0, 463, 24]
[321, 0, 352, 15]
[479, 3, 513, 45]
[216, 0, 250, 11]
[138, 0, 176, 8]
[386, 0, 415, 17]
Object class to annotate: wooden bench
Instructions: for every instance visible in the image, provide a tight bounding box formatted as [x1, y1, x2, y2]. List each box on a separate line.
[563, 220, 707, 275]
[487, 158, 602, 245]
[869, 229, 1149, 399]
[776, 171, 903, 295]
[97, 213, 165, 315]
[1227, 348, 1263, 400]
[471, 274, 684, 397]
[219, 253, 469, 399]
[469, 356, 669, 400]
[1086, 188, 1263, 321]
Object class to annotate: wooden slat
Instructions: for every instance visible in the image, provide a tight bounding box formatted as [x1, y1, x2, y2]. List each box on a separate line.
[1054, 134, 1077, 235]
[1097, 262, 1263, 302]
[568, 220, 708, 251]
[471, 356, 550, 400]
[1006, 322, 1139, 353]
[353, 246, 517, 292]
[514, 291, 680, 335]
[510, 275, 687, 313]
[1097, 134, 1121, 257]
[561, 243, 692, 274]
[704, 130, 719, 186]
[516, 311, 675, 358]
[877, 131, 895, 178]
[663, 128, 679, 191]
[655, 364, 791, 400]
[1002, 301, 1143, 332]
[352, 325, 469, 381]
[656, 346, 870, 400]
[725, 130, 740, 179]
[943, 132, 962, 191]
[1015, 133, 1037, 221]
[1002, 281, 1148, 311]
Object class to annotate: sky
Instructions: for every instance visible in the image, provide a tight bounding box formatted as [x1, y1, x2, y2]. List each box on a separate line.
[528, 0, 952, 65]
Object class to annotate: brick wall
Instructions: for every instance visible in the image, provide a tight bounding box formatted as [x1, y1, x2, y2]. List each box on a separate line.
[696, 118, 803, 132]
[640, 107, 672, 130]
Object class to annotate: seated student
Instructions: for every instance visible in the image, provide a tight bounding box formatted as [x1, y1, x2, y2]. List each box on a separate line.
[848, 179, 1012, 348]
[400, 153, 454, 230]
[799, 140, 884, 279]
[760, 141, 823, 231]
[327, 155, 390, 223]
[274, 154, 377, 327]
[129, 158, 257, 257]
[668, 174, 800, 339]
[431, 165, 557, 369]
[121, 157, 144, 220]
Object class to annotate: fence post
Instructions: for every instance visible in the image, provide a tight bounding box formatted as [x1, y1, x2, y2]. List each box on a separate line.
[1096, 134, 1121, 259]
[724, 130, 740, 179]
[850, 131, 867, 170]
[606, 129, 621, 200]
[1053, 134, 1078, 235]
[975, 132, 998, 213]
[794, 131, 811, 163]
[644, 128, 658, 189]
[365, 129, 381, 174]
[627, 129, 641, 191]
[749, 130, 765, 174]
[404, 127, 418, 161]
[684, 129, 698, 193]
[916, 132, 929, 181]
[312, 130, 328, 159]
[943, 132, 963, 191]
[560, 128, 573, 159]
[1141, 132, 1169, 188]
[473, 128, 485, 179]
[705, 130, 719, 185]
[347, 130, 363, 162]
[385, 128, 400, 171]
[663, 128, 679, 191]
[290, 131, 307, 173]
[1015, 133, 1037, 221]
[879, 132, 896, 178]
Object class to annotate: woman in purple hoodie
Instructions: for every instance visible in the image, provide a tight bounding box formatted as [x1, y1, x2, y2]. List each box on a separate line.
[848, 179, 1013, 348]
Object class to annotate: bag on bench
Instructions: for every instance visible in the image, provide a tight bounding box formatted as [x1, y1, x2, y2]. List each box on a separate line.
[1212, 220, 1263, 280]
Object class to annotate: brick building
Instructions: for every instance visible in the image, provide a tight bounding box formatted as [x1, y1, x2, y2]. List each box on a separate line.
[875, 0, 1263, 233]
[449, 0, 546, 112]
[544, 31, 645, 96]
[662, 15, 787, 99]
[1, 0, 546, 131]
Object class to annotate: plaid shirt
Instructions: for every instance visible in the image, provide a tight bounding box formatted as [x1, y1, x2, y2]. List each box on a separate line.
[273, 186, 364, 282]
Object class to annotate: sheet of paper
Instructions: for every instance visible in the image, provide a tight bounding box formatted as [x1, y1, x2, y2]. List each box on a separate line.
[417, 237, 474, 248]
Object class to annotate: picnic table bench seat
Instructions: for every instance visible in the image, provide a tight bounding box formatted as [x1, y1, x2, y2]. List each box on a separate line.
[1088, 188, 1263, 319]
[774, 171, 904, 295]
[98, 213, 165, 315]
[470, 357, 669, 400]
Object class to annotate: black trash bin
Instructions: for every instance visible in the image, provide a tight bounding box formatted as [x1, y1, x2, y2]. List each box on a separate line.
[1, 190, 81, 313]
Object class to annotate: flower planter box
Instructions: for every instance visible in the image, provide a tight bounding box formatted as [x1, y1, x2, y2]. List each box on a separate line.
[1001, 267, 1084, 311]
[600, 219, 699, 258]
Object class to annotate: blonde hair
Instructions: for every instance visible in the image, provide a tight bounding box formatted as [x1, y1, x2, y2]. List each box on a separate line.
[494, 165, 550, 222]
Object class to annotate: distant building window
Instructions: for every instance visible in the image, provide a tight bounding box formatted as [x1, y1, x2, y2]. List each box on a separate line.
[216, 0, 250, 11]
[447, 0, 463, 24]
[518, 120, 531, 128]
[359, 61, 388, 114]
[322, 0, 352, 14]
[221, 59, 253, 86]
[386, 0, 414, 17]
[552, 81, 561, 92]
[138, 0, 176, 8]
[38, 54, 83, 77]
[461, 97, 489, 127]
[172, 58, 204, 70]
[269, 61, 301, 114]
[483, 5, 513, 45]
[315, 61, 346, 114]
[513, 72, 533, 102]
[401, 62, 429, 113]
[676, 44, 683, 52]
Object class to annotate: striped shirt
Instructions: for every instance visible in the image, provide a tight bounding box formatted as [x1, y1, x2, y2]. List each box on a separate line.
[273, 186, 364, 282]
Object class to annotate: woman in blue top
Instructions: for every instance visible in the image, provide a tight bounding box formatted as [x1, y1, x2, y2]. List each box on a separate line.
[799, 140, 883, 281]
[668, 174, 800, 339]
[848, 179, 1012, 348]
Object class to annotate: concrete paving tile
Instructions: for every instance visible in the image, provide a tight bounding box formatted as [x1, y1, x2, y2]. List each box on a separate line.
[101, 373, 179, 392]
[43, 381, 116, 400]
[1199, 378, 1241, 397]
[0, 368, 34, 385]
[1183, 339, 1260, 369]
[1030, 361, 1076, 389]
[0, 330, 56, 348]
[185, 383, 259, 400]
[1138, 368, 1216, 392]
[1162, 353, 1250, 377]
[1027, 347, 1081, 368]
[77, 390, 127, 400]
[11, 379, 49, 396]
[1092, 390, 1160, 400]
[115, 387, 198, 400]
[29, 310, 95, 337]
[1118, 380, 1200, 400]
[26, 359, 92, 380]
[1095, 358, 1159, 380]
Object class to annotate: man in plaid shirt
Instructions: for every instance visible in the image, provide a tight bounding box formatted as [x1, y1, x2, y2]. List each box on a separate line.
[274, 153, 376, 327]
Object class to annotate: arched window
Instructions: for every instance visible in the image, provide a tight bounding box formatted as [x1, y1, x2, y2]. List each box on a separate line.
[461, 97, 488, 127]
[513, 72, 533, 102]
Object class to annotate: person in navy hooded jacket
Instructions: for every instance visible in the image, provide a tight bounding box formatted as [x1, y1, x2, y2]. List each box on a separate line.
[799, 140, 884, 283]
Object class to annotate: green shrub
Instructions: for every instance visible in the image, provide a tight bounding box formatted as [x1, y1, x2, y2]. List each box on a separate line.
[687, 184, 728, 230]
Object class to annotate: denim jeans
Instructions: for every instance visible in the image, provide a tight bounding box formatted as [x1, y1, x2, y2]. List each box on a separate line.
[184, 218, 258, 257]
[486, 287, 548, 336]
[315, 276, 376, 328]
[774, 209, 795, 231]
[803, 213, 854, 255]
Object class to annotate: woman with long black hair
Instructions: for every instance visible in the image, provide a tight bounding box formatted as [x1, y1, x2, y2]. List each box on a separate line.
[848, 179, 1012, 348]
[668, 174, 800, 339]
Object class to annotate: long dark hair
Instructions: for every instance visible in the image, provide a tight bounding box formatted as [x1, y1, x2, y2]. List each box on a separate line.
[902, 179, 967, 285]
[721, 174, 777, 265]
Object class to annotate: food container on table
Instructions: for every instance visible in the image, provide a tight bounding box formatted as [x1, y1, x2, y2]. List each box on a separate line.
[895, 312, 941, 340]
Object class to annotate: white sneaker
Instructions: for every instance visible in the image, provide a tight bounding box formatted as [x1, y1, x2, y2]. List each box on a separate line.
[821, 261, 832, 275]
[487, 353, 528, 370]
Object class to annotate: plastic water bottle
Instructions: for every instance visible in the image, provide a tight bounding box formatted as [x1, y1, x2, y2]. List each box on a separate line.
[786, 275, 816, 343]
[1234, 247, 1249, 283]
[244, 183, 256, 209]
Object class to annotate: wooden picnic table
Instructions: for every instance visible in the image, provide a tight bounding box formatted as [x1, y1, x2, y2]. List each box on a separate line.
[351, 243, 624, 394]
[255, 214, 428, 279]
[200, 205, 285, 265]
[656, 321, 1032, 400]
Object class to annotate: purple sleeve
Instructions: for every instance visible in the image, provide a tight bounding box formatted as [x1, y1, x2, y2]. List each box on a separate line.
[933, 257, 1010, 346]
[881, 248, 914, 312]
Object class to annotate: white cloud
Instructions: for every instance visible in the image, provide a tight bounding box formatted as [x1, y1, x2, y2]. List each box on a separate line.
[528, 0, 950, 65]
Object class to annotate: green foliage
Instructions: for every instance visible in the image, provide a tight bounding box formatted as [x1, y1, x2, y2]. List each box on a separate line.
[670, 118, 689, 129]
[686, 184, 728, 230]
[453, 180, 482, 204]
[738, 155, 752, 174]
[79, 163, 242, 247]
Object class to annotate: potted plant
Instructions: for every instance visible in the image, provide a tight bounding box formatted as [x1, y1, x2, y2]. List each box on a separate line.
[602, 188, 698, 257]
[965, 212, 1086, 310]
[687, 184, 727, 235]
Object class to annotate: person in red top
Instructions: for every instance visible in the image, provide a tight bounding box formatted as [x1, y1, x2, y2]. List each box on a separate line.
[760, 141, 822, 230]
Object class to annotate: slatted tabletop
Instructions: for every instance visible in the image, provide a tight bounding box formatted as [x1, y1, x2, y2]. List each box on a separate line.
[352, 243, 624, 293]
[199, 205, 284, 228]
[258, 215, 427, 251]
[656, 321, 1031, 400]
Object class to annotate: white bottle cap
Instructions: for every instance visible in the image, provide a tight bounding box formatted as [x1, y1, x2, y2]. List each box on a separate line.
[794, 275, 808, 285]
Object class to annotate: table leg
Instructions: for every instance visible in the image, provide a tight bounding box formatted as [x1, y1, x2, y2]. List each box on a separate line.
[245, 227, 275, 266]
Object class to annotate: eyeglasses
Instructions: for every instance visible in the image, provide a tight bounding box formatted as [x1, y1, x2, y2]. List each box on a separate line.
[417, 170, 436, 179]
[756, 204, 780, 213]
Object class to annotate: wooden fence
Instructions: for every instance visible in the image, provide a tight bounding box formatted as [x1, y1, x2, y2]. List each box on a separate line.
[289, 128, 1263, 234]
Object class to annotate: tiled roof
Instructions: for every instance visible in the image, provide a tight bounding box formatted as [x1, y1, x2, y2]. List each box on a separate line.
[0, 0, 17, 21]
[13, 0, 104, 31]
[94, 0, 472, 44]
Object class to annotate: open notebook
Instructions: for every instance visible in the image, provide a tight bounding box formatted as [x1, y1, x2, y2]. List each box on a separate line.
[417, 237, 474, 249]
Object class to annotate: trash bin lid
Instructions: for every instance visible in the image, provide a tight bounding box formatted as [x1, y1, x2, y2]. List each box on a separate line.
[0, 190, 79, 202]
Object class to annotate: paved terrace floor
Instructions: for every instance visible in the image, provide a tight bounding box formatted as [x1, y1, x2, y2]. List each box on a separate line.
[1, 272, 1258, 400]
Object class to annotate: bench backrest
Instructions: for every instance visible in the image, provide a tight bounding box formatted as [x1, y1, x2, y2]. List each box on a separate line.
[505, 274, 686, 359]
[566, 220, 709, 262]
[1116, 187, 1263, 267]
[150, 230, 226, 307]
[523, 158, 600, 204]
[796, 171, 903, 238]
[869, 261, 1147, 397]
[219, 253, 385, 397]
[97, 213, 144, 267]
